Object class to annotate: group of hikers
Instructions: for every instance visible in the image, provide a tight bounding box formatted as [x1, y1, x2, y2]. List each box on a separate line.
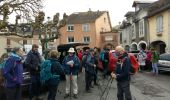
[0, 43, 159, 100]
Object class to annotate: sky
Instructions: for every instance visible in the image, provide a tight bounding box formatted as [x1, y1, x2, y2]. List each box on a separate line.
[43, 0, 157, 26]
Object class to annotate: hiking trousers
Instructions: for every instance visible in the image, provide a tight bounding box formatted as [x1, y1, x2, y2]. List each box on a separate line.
[117, 81, 132, 100]
[5, 85, 22, 100]
[65, 75, 78, 94]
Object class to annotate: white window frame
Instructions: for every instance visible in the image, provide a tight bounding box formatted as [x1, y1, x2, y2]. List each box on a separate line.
[156, 15, 163, 34]
[82, 24, 90, 32]
[83, 36, 90, 43]
[139, 20, 145, 38]
[131, 24, 136, 39]
[67, 36, 74, 43]
[67, 24, 74, 32]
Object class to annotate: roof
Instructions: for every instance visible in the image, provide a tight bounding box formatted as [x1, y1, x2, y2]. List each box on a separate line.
[124, 11, 135, 17]
[132, 0, 156, 7]
[147, 0, 170, 17]
[67, 10, 107, 24]
[57, 42, 89, 52]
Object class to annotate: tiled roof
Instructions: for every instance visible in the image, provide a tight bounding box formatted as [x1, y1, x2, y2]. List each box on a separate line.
[132, 0, 155, 7]
[147, 0, 170, 17]
[67, 11, 107, 24]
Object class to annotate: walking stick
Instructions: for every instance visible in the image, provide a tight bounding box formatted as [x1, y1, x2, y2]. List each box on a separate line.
[99, 77, 113, 100]
[104, 78, 113, 100]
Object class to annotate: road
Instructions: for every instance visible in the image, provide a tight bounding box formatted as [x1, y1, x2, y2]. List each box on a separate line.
[23, 71, 170, 100]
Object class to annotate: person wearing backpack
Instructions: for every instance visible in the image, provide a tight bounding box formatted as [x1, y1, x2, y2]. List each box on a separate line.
[111, 46, 132, 100]
[62, 47, 80, 99]
[3, 47, 24, 100]
[41, 50, 64, 100]
[24, 44, 42, 100]
[151, 48, 159, 75]
[137, 50, 147, 72]
[0, 53, 8, 100]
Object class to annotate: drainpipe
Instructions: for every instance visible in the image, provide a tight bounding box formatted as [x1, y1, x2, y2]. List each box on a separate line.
[146, 18, 150, 49]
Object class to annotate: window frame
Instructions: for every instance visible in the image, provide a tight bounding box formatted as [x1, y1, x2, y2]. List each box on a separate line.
[156, 15, 163, 34]
[67, 24, 74, 32]
[67, 36, 74, 43]
[139, 19, 145, 38]
[83, 36, 90, 43]
[82, 24, 90, 32]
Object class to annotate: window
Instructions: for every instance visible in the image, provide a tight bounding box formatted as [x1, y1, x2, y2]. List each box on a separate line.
[68, 36, 74, 43]
[7, 39, 11, 45]
[156, 16, 163, 33]
[120, 33, 122, 44]
[82, 24, 90, 32]
[83, 36, 90, 43]
[139, 20, 145, 37]
[23, 40, 27, 45]
[131, 24, 136, 39]
[67, 25, 74, 32]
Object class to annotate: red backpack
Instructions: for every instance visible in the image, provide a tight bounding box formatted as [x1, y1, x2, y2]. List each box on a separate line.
[128, 53, 139, 75]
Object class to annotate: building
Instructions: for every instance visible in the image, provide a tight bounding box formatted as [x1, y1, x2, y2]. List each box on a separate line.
[147, 0, 170, 54]
[59, 9, 113, 48]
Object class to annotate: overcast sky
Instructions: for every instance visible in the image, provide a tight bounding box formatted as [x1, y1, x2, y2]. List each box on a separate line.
[43, 0, 157, 26]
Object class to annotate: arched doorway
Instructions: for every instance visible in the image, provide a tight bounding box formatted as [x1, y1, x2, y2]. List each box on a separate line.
[150, 40, 166, 54]
[130, 42, 138, 51]
[138, 41, 147, 50]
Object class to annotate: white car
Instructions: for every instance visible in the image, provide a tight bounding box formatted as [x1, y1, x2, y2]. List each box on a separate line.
[158, 53, 170, 72]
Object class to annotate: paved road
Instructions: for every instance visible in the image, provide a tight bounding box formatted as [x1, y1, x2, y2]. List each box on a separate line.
[23, 71, 170, 100]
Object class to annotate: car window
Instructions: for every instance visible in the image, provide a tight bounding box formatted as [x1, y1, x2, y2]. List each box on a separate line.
[159, 54, 170, 61]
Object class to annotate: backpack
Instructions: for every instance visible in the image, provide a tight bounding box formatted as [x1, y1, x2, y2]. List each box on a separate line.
[40, 60, 53, 84]
[82, 54, 87, 66]
[0, 61, 6, 85]
[128, 54, 139, 75]
[100, 51, 105, 62]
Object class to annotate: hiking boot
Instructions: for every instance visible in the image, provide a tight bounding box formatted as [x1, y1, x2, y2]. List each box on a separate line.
[73, 94, 78, 99]
[64, 94, 69, 98]
[86, 89, 92, 93]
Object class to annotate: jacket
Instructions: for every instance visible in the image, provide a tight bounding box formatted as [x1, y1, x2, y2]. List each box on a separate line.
[62, 55, 80, 75]
[115, 52, 131, 82]
[3, 53, 23, 88]
[25, 50, 41, 75]
[85, 54, 96, 74]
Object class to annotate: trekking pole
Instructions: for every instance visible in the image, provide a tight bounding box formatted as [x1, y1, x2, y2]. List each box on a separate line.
[103, 78, 113, 100]
[99, 77, 112, 100]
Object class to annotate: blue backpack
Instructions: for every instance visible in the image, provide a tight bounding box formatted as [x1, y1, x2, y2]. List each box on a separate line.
[100, 51, 105, 62]
[40, 60, 53, 84]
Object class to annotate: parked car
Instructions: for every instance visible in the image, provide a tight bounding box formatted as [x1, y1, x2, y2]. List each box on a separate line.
[158, 53, 170, 72]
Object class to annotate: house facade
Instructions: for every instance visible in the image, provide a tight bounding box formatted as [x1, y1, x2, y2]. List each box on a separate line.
[59, 10, 112, 48]
[147, 0, 170, 54]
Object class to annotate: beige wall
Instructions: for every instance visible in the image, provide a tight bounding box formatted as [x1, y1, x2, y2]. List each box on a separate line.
[59, 12, 112, 49]
[148, 10, 170, 52]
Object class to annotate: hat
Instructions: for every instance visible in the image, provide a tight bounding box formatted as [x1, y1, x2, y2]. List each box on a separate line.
[68, 47, 75, 53]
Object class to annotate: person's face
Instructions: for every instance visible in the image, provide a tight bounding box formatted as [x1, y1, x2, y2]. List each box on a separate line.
[69, 52, 74, 56]
[33, 47, 38, 52]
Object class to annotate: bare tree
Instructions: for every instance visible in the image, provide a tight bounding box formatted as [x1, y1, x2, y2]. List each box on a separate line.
[0, 0, 43, 30]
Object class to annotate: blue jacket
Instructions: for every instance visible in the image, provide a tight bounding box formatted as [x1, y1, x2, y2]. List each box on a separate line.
[115, 53, 131, 82]
[85, 54, 96, 74]
[3, 53, 23, 88]
[62, 55, 80, 75]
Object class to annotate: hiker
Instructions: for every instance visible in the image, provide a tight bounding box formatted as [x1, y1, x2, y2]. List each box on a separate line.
[84, 48, 97, 93]
[3, 47, 24, 100]
[45, 50, 64, 100]
[0, 53, 9, 100]
[137, 50, 147, 72]
[24, 44, 42, 100]
[111, 46, 132, 100]
[151, 48, 159, 75]
[62, 47, 80, 99]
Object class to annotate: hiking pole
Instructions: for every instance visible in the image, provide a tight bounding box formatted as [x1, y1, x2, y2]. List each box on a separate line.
[103, 78, 113, 100]
[99, 77, 112, 100]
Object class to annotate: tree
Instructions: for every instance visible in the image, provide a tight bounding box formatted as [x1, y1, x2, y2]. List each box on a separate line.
[0, 0, 43, 31]
[33, 11, 67, 52]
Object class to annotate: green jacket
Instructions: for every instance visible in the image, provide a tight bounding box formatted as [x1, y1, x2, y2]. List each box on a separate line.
[151, 51, 159, 63]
